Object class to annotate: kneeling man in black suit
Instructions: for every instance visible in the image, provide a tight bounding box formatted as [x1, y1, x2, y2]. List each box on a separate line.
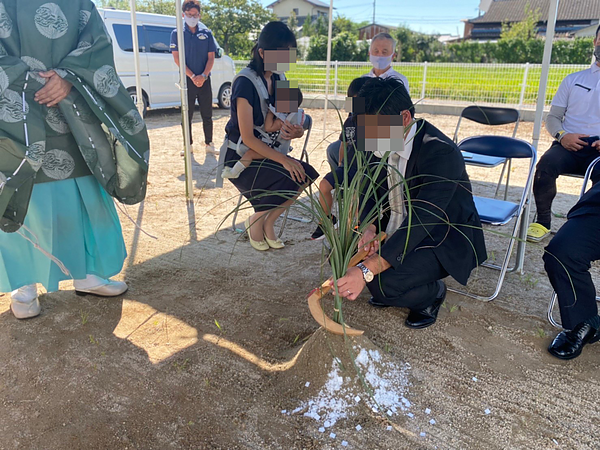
[335, 78, 487, 329]
[544, 182, 600, 359]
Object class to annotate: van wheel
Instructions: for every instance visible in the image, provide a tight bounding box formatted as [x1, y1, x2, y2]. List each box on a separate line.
[218, 83, 231, 109]
[127, 88, 148, 117]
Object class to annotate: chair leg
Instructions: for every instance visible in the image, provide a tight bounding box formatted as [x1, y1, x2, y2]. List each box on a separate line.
[494, 160, 508, 199]
[278, 208, 289, 238]
[449, 202, 524, 302]
[503, 159, 512, 201]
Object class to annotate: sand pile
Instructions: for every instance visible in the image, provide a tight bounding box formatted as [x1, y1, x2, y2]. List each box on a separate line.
[275, 328, 413, 444]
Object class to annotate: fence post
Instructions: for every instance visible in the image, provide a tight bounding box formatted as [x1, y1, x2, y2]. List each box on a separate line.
[333, 61, 339, 98]
[420, 61, 428, 101]
[518, 62, 530, 110]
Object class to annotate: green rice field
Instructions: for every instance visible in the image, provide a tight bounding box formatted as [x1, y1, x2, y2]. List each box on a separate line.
[234, 61, 589, 107]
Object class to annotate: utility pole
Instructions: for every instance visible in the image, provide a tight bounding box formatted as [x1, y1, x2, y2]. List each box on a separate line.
[372, 0, 376, 24]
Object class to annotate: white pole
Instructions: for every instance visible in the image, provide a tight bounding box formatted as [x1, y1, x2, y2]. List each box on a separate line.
[420, 61, 428, 101]
[532, 0, 559, 150]
[517, 62, 530, 110]
[175, 1, 194, 201]
[517, 0, 559, 272]
[129, 0, 144, 116]
[333, 60, 338, 98]
[322, 0, 334, 140]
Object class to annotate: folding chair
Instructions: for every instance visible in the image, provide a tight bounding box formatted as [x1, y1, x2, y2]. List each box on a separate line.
[448, 135, 536, 302]
[547, 155, 600, 328]
[453, 106, 520, 201]
[231, 114, 313, 237]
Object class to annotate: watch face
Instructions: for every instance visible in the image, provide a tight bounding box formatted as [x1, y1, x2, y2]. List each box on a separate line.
[365, 271, 374, 283]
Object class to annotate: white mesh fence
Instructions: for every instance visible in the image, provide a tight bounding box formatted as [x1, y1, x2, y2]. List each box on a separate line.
[233, 60, 589, 108]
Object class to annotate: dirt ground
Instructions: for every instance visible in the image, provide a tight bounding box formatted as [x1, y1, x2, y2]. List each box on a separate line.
[1, 106, 599, 450]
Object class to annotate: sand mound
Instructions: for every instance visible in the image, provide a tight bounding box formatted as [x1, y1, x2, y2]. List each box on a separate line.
[275, 328, 413, 437]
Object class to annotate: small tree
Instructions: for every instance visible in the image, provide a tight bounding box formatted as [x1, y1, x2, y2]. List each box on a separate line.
[302, 14, 314, 37]
[332, 32, 357, 61]
[96, 0, 175, 15]
[202, 0, 277, 56]
[500, 4, 541, 41]
[354, 40, 370, 62]
[306, 35, 328, 60]
[332, 15, 356, 37]
[287, 10, 298, 37]
[314, 15, 327, 36]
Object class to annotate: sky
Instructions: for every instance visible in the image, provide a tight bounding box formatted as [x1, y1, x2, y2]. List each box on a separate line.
[262, 0, 483, 37]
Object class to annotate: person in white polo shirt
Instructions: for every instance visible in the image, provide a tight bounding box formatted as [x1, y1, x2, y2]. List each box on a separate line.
[364, 32, 410, 89]
[527, 25, 600, 242]
[326, 32, 409, 168]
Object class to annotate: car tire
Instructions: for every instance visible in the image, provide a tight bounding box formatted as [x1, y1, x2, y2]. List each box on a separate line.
[127, 87, 148, 117]
[218, 83, 231, 109]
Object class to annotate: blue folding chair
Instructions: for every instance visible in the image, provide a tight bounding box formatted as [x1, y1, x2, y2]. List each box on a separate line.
[454, 106, 520, 201]
[547, 156, 600, 328]
[449, 135, 537, 302]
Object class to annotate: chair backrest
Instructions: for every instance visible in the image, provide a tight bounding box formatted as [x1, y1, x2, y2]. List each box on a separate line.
[459, 135, 534, 159]
[453, 106, 520, 142]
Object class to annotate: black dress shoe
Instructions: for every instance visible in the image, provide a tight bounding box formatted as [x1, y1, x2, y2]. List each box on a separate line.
[548, 322, 600, 360]
[405, 281, 447, 329]
[368, 297, 391, 308]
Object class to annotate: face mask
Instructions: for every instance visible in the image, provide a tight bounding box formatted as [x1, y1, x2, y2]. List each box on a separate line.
[370, 54, 393, 70]
[594, 45, 600, 61]
[184, 16, 199, 28]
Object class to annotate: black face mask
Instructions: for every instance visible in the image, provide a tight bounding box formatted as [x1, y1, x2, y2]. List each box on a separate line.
[595, 45, 600, 61]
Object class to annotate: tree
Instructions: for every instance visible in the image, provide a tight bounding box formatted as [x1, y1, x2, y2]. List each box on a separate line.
[306, 35, 327, 60]
[332, 16, 357, 37]
[500, 4, 541, 41]
[302, 14, 314, 37]
[287, 10, 298, 37]
[354, 40, 369, 62]
[97, 0, 276, 57]
[332, 32, 356, 61]
[202, 0, 277, 56]
[95, 0, 175, 15]
[314, 15, 327, 36]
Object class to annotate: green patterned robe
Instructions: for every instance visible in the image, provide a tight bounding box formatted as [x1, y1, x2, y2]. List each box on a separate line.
[0, 0, 150, 233]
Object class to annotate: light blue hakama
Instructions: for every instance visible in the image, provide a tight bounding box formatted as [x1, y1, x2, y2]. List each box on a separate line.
[0, 176, 127, 293]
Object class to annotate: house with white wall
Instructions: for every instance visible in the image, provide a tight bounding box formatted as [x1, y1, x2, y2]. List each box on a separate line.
[267, 0, 331, 26]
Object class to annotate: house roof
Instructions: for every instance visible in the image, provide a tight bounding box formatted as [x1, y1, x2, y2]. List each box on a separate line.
[267, 0, 331, 9]
[470, 0, 600, 23]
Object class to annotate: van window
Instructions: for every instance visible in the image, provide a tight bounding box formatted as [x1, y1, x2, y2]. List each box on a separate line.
[112, 24, 145, 52]
[145, 26, 173, 54]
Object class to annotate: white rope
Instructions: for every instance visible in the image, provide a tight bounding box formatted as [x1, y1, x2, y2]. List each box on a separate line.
[17, 225, 72, 277]
[113, 200, 158, 240]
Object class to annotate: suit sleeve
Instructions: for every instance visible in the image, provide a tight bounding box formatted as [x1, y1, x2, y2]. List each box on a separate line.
[379, 141, 465, 269]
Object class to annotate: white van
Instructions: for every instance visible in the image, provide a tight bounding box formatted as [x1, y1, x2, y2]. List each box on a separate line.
[98, 8, 235, 115]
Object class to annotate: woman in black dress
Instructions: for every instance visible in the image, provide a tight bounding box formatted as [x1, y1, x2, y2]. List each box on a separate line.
[223, 22, 318, 251]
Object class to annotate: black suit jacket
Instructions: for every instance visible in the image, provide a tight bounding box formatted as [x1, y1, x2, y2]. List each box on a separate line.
[568, 181, 600, 219]
[364, 120, 487, 285]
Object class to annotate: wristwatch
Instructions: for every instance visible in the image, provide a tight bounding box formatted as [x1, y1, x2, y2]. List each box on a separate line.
[554, 130, 566, 141]
[356, 263, 374, 283]
[200, 73, 208, 79]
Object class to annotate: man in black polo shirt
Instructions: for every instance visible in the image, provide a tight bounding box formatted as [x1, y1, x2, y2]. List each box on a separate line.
[170, 0, 218, 155]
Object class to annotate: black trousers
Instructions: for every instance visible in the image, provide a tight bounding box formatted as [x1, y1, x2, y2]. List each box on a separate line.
[543, 214, 600, 330]
[533, 141, 600, 227]
[186, 76, 213, 145]
[367, 247, 448, 310]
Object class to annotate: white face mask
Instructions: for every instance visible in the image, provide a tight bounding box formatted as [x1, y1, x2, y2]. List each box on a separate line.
[370, 54, 393, 70]
[184, 16, 199, 28]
